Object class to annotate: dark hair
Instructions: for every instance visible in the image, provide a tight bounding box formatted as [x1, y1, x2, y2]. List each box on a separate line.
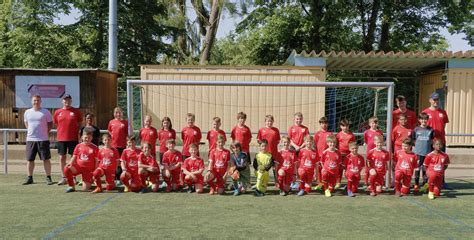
[339, 119, 350, 126]
[161, 116, 173, 130]
[258, 139, 268, 145]
[418, 112, 429, 120]
[319, 116, 328, 123]
[402, 138, 413, 146]
[396, 95, 406, 102]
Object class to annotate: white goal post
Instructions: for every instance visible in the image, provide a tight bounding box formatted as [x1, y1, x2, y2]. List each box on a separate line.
[126, 80, 395, 188]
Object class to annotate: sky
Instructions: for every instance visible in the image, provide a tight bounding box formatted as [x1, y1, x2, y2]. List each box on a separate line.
[56, 7, 472, 52]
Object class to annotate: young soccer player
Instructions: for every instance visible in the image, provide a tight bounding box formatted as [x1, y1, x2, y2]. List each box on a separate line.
[393, 139, 418, 196]
[257, 115, 281, 187]
[80, 113, 101, 146]
[297, 136, 319, 196]
[335, 119, 356, 188]
[157, 117, 176, 163]
[205, 135, 230, 195]
[138, 143, 160, 193]
[182, 144, 205, 194]
[92, 134, 119, 193]
[366, 134, 390, 196]
[363, 116, 384, 189]
[343, 142, 365, 197]
[277, 136, 297, 196]
[181, 113, 202, 159]
[162, 139, 183, 192]
[108, 107, 129, 183]
[392, 114, 414, 153]
[63, 130, 99, 193]
[207, 117, 227, 151]
[314, 116, 333, 190]
[229, 142, 250, 196]
[230, 112, 252, 188]
[139, 115, 158, 157]
[288, 112, 310, 152]
[321, 135, 342, 197]
[424, 139, 450, 199]
[253, 139, 274, 197]
[119, 136, 142, 193]
[411, 112, 434, 192]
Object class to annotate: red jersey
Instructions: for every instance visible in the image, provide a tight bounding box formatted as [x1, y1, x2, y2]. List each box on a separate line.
[209, 148, 230, 174]
[108, 119, 128, 148]
[183, 157, 205, 173]
[157, 129, 176, 153]
[314, 130, 333, 157]
[392, 109, 417, 130]
[98, 147, 119, 171]
[121, 148, 141, 173]
[343, 153, 365, 174]
[73, 143, 99, 171]
[422, 108, 449, 144]
[298, 148, 319, 171]
[366, 148, 390, 173]
[336, 131, 356, 155]
[54, 107, 82, 141]
[257, 127, 281, 159]
[138, 152, 158, 167]
[394, 150, 418, 175]
[278, 149, 297, 172]
[206, 129, 227, 150]
[424, 151, 450, 175]
[321, 149, 342, 174]
[181, 126, 202, 156]
[364, 129, 384, 153]
[288, 124, 309, 147]
[162, 150, 183, 168]
[230, 125, 252, 153]
[391, 125, 413, 151]
[139, 127, 158, 153]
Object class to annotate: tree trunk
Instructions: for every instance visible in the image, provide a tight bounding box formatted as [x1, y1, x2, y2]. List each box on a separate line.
[199, 0, 221, 65]
[177, 0, 188, 63]
[362, 0, 381, 52]
[379, 2, 393, 52]
[309, 0, 323, 52]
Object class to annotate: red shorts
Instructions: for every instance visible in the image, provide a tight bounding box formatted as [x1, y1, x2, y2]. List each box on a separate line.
[322, 169, 337, 189]
[70, 163, 94, 183]
[369, 170, 385, 192]
[208, 170, 226, 189]
[184, 174, 204, 185]
[298, 168, 314, 185]
[164, 168, 182, 185]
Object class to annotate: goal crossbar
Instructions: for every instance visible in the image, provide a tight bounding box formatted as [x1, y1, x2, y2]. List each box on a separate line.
[126, 79, 395, 187]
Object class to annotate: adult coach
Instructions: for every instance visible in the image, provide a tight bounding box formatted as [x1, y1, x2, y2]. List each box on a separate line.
[54, 94, 82, 185]
[392, 95, 417, 129]
[23, 95, 53, 185]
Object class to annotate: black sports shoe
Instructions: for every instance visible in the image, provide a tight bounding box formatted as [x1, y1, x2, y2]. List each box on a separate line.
[23, 177, 33, 185]
[46, 177, 53, 185]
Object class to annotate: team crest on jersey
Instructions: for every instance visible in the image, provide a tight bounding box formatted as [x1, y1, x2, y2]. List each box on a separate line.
[283, 161, 290, 167]
[215, 160, 224, 167]
[375, 161, 383, 167]
[89, 149, 93, 154]
[120, 123, 125, 128]
[302, 129, 306, 133]
[102, 158, 110, 166]
[129, 160, 137, 166]
[175, 156, 179, 160]
[439, 113, 444, 118]
[149, 132, 153, 136]
[329, 162, 337, 169]
[441, 158, 445, 163]
[194, 131, 197, 135]
[109, 152, 114, 157]
[351, 166, 359, 172]
[304, 160, 312, 166]
[70, 112, 74, 116]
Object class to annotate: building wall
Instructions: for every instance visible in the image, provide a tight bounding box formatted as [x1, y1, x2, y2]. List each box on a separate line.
[418, 70, 444, 111]
[446, 68, 474, 146]
[140, 66, 326, 139]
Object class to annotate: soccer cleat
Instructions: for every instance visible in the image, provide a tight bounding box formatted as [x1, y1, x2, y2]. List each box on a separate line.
[254, 190, 264, 197]
[325, 189, 332, 197]
[335, 183, 341, 189]
[23, 177, 34, 185]
[57, 178, 67, 186]
[347, 190, 354, 197]
[139, 188, 148, 194]
[313, 184, 323, 191]
[370, 191, 376, 197]
[92, 187, 102, 193]
[209, 188, 215, 195]
[290, 182, 299, 191]
[151, 185, 159, 193]
[187, 186, 195, 193]
[124, 186, 129, 192]
[233, 189, 241, 196]
[65, 187, 76, 193]
[420, 183, 429, 193]
[395, 191, 401, 197]
[46, 177, 53, 185]
[297, 189, 305, 196]
[428, 191, 435, 200]
[279, 191, 287, 196]
[413, 185, 420, 193]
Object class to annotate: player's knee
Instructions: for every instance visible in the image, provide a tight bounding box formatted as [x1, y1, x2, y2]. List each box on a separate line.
[369, 169, 377, 176]
[278, 169, 285, 176]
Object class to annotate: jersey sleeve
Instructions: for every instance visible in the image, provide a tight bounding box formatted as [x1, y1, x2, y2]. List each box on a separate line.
[359, 156, 366, 167]
[257, 129, 262, 141]
[196, 127, 202, 142]
[73, 144, 80, 157]
[444, 154, 450, 166]
[76, 109, 82, 124]
[423, 154, 431, 167]
[412, 155, 418, 169]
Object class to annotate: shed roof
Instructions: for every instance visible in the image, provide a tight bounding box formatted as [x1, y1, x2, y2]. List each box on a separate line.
[288, 50, 473, 71]
[0, 68, 123, 76]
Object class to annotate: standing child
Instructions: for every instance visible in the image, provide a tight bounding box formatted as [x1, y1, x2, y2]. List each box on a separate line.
[157, 117, 176, 163]
[363, 116, 384, 189]
[230, 112, 252, 188]
[253, 139, 274, 197]
[205, 135, 230, 195]
[138, 143, 160, 193]
[314, 116, 333, 190]
[228, 142, 250, 196]
[162, 139, 183, 192]
[182, 144, 205, 194]
[92, 134, 119, 193]
[392, 114, 414, 153]
[139, 115, 158, 157]
[393, 139, 418, 196]
[119, 136, 142, 192]
[63, 130, 99, 193]
[277, 136, 297, 196]
[297, 136, 319, 196]
[181, 113, 202, 159]
[288, 112, 310, 152]
[335, 119, 356, 189]
[424, 139, 450, 200]
[207, 117, 227, 151]
[411, 113, 434, 192]
[366, 134, 390, 196]
[257, 114, 281, 165]
[108, 107, 129, 183]
[343, 142, 365, 197]
[321, 135, 342, 197]
[80, 113, 101, 146]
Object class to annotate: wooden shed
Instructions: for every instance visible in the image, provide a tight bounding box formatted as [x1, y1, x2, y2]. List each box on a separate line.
[0, 68, 122, 142]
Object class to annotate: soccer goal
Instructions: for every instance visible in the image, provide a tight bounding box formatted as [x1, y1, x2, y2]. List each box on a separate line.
[126, 80, 395, 187]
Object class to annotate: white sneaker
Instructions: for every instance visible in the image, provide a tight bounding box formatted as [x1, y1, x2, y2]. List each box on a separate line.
[57, 178, 67, 186]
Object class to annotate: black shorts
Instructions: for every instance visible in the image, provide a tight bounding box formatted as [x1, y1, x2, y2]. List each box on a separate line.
[57, 141, 78, 156]
[26, 141, 51, 161]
